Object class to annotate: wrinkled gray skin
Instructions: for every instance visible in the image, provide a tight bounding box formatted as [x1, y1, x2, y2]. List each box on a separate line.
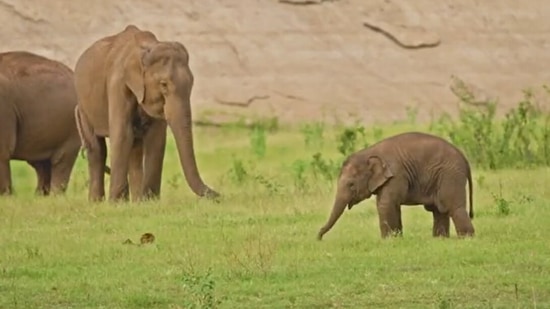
[317, 132, 475, 240]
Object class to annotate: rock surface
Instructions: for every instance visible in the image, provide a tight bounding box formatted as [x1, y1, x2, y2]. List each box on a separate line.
[2, 0, 549, 124]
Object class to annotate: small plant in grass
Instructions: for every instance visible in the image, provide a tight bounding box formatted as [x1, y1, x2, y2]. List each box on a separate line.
[228, 157, 249, 184]
[25, 246, 41, 260]
[301, 122, 325, 149]
[250, 125, 267, 159]
[290, 159, 309, 191]
[254, 175, 283, 195]
[370, 125, 384, 143]
[494, 195, 511, 216]
[310, 152, 340, 182]
[223, 230, 278, 279]
[336, 125, 367, 156]
[167, 174, 181, 189]
[476, 174, 486, 189]
[492, 182, 511, 216]
[181, 268, 222, 309]
[437, 295, 452, 309]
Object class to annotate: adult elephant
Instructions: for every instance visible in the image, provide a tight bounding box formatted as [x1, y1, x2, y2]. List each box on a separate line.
[317, 132, 475, 240]
[0, 51, 81, 195]
[74, 25, 220, 202]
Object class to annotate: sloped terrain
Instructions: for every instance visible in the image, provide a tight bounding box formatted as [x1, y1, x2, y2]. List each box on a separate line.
[2, 0, 549, 124]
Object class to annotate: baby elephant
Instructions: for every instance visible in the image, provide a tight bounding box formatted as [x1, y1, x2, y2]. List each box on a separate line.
[317, 131, 475, 240]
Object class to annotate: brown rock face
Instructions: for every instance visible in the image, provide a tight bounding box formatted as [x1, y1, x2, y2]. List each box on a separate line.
[3, 0, 548, 124]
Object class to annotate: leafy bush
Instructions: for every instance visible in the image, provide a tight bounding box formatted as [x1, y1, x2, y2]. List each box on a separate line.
[181, 268, 222, 309]
[431, 78, 550, 169]
[223, 80, 550, 195]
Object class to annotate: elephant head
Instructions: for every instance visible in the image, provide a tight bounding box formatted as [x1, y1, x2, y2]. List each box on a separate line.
[123, 37, 219, 198]
[317, 154, 393, 240]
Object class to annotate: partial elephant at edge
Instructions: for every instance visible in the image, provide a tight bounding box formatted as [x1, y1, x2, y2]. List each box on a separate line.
[0, 51, 82, 196]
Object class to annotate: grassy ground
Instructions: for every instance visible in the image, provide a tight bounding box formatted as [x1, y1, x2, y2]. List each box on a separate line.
[1, 121, 549, 309]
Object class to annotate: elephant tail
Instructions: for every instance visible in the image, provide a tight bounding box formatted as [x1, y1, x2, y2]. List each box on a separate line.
[467, 164, 474, 219]
[74, 106, 111, 175]
[74, 105, 96, 153]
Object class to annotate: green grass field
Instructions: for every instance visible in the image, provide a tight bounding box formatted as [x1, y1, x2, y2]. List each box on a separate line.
[1, 115, 550, 308]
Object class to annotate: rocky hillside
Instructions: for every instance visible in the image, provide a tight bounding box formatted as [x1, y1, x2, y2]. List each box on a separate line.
[2, 0, 549, 124]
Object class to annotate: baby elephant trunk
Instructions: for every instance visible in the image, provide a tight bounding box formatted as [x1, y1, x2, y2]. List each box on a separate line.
[317, 196, 348, 240]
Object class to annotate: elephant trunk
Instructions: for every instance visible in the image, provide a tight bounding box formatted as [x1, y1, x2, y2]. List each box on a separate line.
[165, 96, 220, 199]
[317, 194, 348, 240]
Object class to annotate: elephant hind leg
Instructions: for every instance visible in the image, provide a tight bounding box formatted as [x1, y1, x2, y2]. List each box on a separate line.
[397, 206, 403, 234]
[424, 204, 450, 238]
[0, 109, 15, 195]
[0, 159, 13, 195]
[88, 136, 108, 202]
[437, 177, 475, 237]
[28, 160, 52, 196]
[49, 141, 81, 195]
[450, 208, 475, 237]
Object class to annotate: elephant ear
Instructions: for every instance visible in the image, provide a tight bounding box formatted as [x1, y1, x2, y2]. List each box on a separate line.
[123, 35, 155, 103]
[123, 47, 145, 103]
[366, 156, 393, 193]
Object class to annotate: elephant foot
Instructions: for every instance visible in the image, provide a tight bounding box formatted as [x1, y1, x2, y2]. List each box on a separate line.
[0, 187, 13, 195]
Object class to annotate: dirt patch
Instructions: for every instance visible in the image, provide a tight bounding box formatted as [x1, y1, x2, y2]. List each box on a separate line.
[2, 0, 549, 125]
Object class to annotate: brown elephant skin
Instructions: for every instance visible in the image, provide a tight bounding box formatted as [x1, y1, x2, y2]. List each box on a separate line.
[0, 51, 81, 196]
[317, 131, 475, 240]
[74, 25, 219, 202]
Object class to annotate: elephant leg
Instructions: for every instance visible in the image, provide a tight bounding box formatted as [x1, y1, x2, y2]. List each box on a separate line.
[0, 159, 13, 195]
[128, 139, 144, 202]
[375, 194, 402, 238]
[450, 208, 475, 237]
[141, 120, 167, 200]
[0, 112, 15, 195]
[424, 204, 450, 237]
[88, 137, 108, 202]
[439, 178, 475, 237]
[28, 160, 52, 196]
[108, 122, 133, 202]
[397, 206, 403, 232]
[50, 143, 80, 195]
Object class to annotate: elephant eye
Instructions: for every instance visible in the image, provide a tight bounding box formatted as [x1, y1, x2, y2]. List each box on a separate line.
[159, 80, 168, 92]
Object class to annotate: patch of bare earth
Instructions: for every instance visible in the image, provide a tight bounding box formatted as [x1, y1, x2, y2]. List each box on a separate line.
[2, 0, 549, 125]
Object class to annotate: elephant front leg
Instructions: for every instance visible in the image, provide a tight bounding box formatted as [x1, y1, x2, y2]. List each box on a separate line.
[376, 195, 403, 238]
[129, 140, 144, 202]
[0, 159, 13, 195]
[108, 124, 134, 202]
[141, 120, 167, 200]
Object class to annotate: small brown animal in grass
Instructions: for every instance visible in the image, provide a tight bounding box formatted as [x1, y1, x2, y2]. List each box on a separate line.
[123, 233, 156, 246]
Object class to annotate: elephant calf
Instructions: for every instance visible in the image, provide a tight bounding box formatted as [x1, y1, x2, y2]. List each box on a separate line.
[317, 131, 475, 240]
[0, 51, 81, 195]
